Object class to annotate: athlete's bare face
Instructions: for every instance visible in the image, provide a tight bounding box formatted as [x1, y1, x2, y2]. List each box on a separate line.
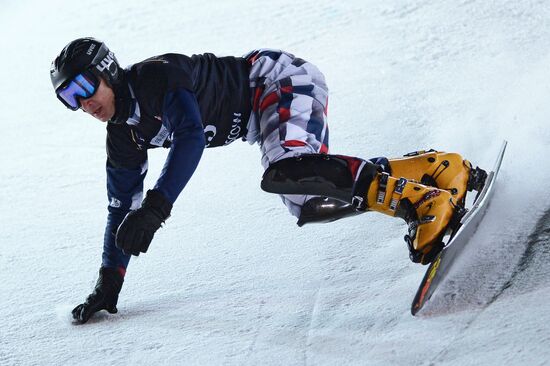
[80, 78, 115, 122]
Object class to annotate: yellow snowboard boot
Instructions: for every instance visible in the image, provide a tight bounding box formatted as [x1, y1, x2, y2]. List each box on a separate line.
[361, 172, 457, 264]
[388, 150, 487, 205]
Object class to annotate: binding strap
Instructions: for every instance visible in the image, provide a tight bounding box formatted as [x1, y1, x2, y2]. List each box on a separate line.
[390, 178, 408, 211]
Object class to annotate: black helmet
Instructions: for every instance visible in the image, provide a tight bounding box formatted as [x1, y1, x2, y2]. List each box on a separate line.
[50, 37, 123, 93]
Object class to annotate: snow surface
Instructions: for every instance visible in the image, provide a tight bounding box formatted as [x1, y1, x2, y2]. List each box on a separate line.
[2, 0, 550, 365]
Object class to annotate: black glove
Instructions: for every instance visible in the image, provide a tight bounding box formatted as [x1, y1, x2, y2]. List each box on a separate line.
[115, 189, 172, 256]
[72, 267, 124, 324]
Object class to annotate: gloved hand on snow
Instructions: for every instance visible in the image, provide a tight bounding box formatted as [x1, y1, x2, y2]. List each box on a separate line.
[115, 189, 172, 256]
[72, 267, 124, 324]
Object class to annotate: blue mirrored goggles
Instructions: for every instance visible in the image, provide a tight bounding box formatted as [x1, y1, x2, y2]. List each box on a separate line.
[56, 71, 99, 111]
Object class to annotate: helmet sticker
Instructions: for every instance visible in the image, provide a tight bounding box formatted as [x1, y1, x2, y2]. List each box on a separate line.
[86, 43, 96, 56]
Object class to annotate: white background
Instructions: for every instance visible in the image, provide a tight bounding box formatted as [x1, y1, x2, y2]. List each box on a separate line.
[1, 0, 550, 365]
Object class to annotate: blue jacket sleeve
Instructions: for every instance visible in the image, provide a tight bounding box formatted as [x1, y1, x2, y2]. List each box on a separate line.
[153, 88, 206, 203]
[102, 160, 147, 270]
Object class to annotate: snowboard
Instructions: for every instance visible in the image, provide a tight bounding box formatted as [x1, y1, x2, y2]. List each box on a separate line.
[411, 140, 507, 316]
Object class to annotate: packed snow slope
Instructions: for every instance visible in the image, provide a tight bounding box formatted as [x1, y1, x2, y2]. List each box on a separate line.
[1, 0, 550, 365]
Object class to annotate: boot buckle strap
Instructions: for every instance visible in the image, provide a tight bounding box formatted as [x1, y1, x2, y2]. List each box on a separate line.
[377, 172, 389, 204]
[390, 177, 408, 211]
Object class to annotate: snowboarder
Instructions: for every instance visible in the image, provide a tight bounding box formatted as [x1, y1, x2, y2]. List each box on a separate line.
[50, 37, 486, 324]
